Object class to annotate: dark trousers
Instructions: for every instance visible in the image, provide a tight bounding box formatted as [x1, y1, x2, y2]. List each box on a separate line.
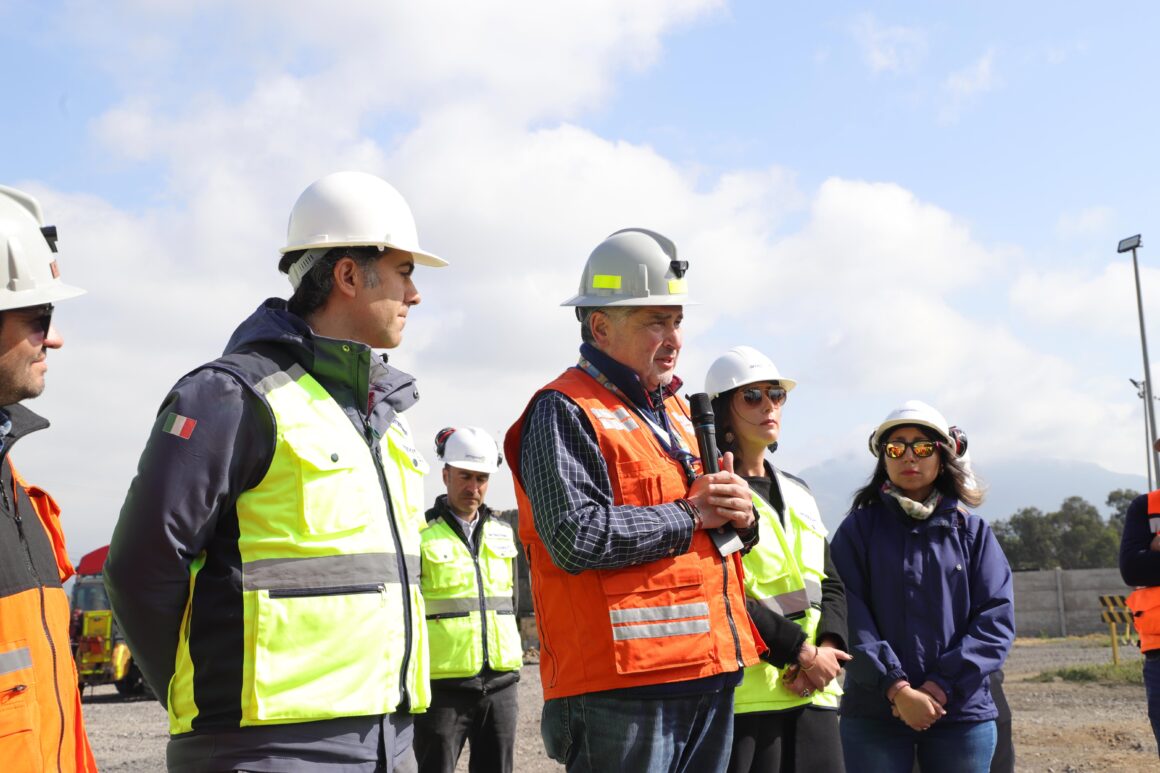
[1146, 652, 1160, 758]
[728, 705, 843, 773]
[413, 683, 518, 773]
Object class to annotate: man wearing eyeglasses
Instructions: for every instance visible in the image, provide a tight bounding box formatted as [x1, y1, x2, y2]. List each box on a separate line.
[504, 229, 762, 773]
[105, 172, 446, 773]
[0, 186, 97, 771]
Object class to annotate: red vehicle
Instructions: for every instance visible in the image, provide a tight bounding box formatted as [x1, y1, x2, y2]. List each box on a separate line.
[70, 545, 147, 696]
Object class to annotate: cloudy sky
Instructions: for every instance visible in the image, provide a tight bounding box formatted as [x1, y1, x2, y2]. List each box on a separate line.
[3, 1, 1160, 557]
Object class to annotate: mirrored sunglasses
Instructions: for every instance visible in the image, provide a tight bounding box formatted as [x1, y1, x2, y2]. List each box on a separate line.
[881, 439, 939, 459]
[739, 385, 787, 408]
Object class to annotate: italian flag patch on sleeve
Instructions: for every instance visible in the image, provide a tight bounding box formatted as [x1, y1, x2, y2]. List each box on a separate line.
[162, 413, 197, 439]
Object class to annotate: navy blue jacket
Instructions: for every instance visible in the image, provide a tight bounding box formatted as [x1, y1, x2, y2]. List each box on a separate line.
[830, 492, 1015, 723]
[1120, 492, 1160, 592]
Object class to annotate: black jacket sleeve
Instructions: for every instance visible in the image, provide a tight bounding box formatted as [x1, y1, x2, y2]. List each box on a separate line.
[816, 540, 849, 651]
[746, 597, 807, 668]
[104, 368, 272, 705]
[1121, 493, 1160, 587]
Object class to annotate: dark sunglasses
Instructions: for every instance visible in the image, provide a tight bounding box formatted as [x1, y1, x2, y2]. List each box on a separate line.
[16, 304, 54, 337]
[881, 439, 939, 459]
[738, 385, 787, 408]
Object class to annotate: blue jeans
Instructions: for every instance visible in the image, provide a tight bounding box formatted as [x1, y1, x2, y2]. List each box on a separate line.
[541, 689, 735, 773]
[841, 717, 996, 773]
[1145, 653, 1160, 757]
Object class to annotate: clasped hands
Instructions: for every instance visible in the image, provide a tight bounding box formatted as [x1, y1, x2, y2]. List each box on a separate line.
[783, 642, 852, 698]
[889, 682, 947, 732]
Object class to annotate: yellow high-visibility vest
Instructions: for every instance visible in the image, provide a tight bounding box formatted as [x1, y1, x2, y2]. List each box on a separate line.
[735, 470, 842, 713]
[168, 365, 430, 733]
[420, 515, 523, 678]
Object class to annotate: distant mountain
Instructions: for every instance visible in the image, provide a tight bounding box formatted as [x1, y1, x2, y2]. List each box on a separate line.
[796, 454, 1149, 534]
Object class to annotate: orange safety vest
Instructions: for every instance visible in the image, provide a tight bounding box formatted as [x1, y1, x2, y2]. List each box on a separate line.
[1127, 490, 1160, 653]
[505, 368, 761, 700]
[0, 463, 98, 772]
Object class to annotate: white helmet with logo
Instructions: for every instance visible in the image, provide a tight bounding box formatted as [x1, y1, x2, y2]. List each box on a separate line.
[561, 228, 695, 309]
[0, 185, 85, 311]
[435, 426, 502, 474]
[869, 400, 953, 456]
[281, 171, 447, 289]
[704, 345, 797, 398]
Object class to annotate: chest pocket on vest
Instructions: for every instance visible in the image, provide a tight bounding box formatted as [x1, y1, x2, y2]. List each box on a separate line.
[422, 540, 474, 596]
[599, 561, 713, 675]
[481, 535, 517, 589]
[284, 430, 374, 536]
[611, 459, 667, 504]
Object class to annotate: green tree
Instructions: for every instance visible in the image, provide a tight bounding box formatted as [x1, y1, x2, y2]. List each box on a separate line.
[1053, 496, 1118, 569]
[993, 507, 1057, 571]
[1106, 488, 1141, 535]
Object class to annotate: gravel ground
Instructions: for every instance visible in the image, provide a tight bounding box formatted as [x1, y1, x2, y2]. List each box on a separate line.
[82, 637, 1156, 772]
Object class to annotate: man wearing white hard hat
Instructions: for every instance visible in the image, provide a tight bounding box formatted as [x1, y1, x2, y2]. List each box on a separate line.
[0, 185, 97, 771]
[106, 171, 446, 772]
[414, 427, 522, 773]
[505, 229, 762, 773]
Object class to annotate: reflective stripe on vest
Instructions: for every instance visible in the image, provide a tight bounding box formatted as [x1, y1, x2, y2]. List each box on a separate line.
[735, 471, 842, 713]
[504, 367, 760, 700]
[167, 366, 430, 734]
[420, 517, 523, 678]
[0, 646, 31, 675]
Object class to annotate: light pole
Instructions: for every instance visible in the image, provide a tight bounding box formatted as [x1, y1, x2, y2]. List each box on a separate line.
[1120, 234, 1160, 480]
[1130, 377, 1154, 489]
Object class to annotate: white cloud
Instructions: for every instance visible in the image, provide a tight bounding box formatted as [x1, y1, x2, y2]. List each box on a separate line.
[850, 13, 927, 74]
[9, 2, 1148, 562]
[940, 49, 1000, 123]
[1011, 259, 1160, 336]
[1056, 205, 1114, 237]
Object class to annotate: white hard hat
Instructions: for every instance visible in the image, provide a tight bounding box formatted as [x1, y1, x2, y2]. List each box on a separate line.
[704, 345, 797, 399]
[869, 400, 953, 456]
[281, 171, 447, 289]
[561, 228, 696, 308]
[435, 426, 502, 474]
[0, 185, 85, 311]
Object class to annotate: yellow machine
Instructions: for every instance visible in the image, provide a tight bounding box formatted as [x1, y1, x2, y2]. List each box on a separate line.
[70, 546, 147, 696]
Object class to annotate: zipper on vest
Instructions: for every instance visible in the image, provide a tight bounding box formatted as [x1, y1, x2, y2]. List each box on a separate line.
[720, 554, 744, 668]
[369, 429, 414, 711]
[267, 583, 385, 599]
[12, 492, 68, 773]
[472, 542, 490, 669]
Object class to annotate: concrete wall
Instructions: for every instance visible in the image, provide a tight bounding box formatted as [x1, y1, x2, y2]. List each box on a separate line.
[1013, 567, 1132, 637]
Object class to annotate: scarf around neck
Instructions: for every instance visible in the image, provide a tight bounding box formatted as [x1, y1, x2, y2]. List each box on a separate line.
[883, 481, 942, 521]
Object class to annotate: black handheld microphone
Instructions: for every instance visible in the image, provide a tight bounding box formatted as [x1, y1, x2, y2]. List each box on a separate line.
[688, 393, 745, 555]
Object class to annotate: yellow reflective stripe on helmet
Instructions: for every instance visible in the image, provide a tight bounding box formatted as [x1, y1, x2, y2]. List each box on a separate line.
[667, 278, 688, 294]
[592, 274, 622, 290]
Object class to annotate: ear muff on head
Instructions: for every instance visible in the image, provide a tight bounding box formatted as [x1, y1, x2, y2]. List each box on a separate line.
[434, 426, 456, 460]
[948, 426, 968, 457]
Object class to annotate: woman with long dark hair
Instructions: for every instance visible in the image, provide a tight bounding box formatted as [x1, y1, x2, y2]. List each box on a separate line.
[704, 346, 850, 773]
[831, 401, 1014, 772]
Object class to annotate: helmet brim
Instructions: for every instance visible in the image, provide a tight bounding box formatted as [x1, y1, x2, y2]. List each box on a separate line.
[560, 294, 697, 307]
[0, 282, 86, 312]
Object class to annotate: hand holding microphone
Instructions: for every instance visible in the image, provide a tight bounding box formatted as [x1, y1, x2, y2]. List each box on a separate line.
[687, 393, 752, 554]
